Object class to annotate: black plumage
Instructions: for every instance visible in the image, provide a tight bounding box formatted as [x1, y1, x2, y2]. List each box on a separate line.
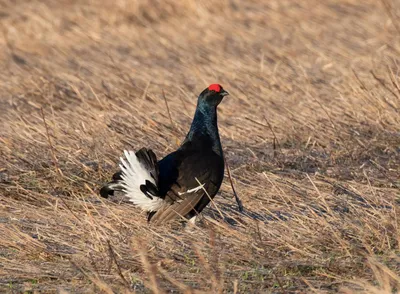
[100, 84, 229, 224]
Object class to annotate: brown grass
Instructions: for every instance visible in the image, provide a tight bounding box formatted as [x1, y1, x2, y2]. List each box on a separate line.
[0, 0, 400, 292]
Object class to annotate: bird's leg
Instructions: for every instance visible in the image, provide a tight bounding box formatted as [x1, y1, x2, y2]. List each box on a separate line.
[188, 216, 197, 225]
[184, 216, 197, 232]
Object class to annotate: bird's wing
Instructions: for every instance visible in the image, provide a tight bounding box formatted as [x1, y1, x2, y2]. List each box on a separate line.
[149, 147, 223, 224]
[149, 188, 205, 225]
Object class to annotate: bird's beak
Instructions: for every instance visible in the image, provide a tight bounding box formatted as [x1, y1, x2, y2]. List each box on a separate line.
[220, 90, 229, 97]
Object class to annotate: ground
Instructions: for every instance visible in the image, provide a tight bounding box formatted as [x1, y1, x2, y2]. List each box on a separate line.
[0, 0, 400, 293]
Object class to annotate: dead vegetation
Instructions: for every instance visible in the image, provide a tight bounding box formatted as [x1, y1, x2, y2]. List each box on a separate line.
[0, 0, 399, 292]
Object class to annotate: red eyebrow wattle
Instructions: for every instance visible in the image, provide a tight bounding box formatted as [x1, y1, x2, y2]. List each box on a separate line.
[208, 84, 221, 92]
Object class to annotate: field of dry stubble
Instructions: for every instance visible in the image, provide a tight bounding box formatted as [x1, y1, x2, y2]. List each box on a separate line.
[0, 0, 400, 293]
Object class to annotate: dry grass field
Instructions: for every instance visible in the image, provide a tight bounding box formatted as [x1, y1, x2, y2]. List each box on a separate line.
[1, 0, 400, 293]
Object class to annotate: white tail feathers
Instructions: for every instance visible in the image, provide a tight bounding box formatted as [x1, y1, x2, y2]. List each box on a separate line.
[119, 150, 165, 212]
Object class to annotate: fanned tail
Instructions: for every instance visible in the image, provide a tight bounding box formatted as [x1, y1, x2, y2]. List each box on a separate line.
[100, 148, 165, 212]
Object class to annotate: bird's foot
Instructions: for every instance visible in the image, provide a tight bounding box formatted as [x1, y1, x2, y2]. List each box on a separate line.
[184, 216, 197, 233]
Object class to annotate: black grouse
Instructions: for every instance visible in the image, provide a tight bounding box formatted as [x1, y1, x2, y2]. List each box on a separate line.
[100, 84, 228, 225]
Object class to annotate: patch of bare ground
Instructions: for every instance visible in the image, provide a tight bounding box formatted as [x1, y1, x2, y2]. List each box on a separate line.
[0, 0, 399, 292]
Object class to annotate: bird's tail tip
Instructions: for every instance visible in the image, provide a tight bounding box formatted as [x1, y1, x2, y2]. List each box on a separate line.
[99, 171, 124, 198]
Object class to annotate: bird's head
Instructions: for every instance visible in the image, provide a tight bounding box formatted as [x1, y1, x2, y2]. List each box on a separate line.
[198, 84, 229, 107]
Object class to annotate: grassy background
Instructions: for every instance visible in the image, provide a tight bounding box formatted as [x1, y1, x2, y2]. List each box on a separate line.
[0, 0, 400, 292]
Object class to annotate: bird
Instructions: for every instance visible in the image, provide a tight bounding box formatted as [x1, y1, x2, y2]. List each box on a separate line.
[100, 84, 229, 225]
